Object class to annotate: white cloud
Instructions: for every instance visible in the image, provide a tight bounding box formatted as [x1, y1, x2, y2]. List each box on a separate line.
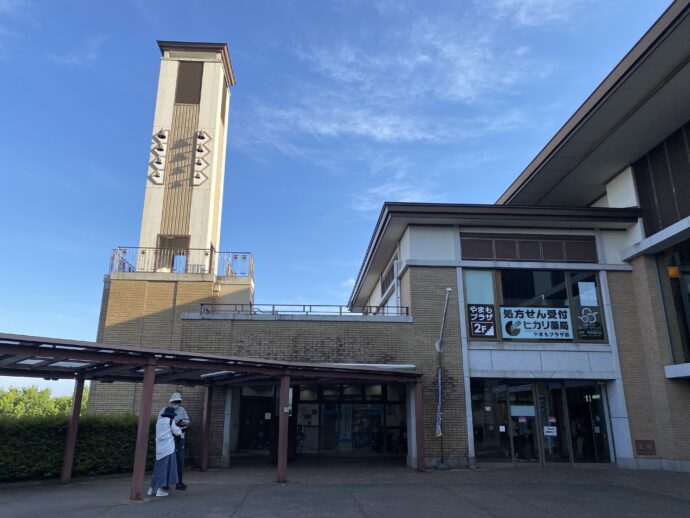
[0, 0, 28, 60]
[48, 35, 108, 65]
[351, 180, 440, 212]
[295, 17, 538, 105]
[234, 5, 546, 211]
[479, 0, 588, 27]
[243, 94, 529, 149]
[0, 0, 26, 15]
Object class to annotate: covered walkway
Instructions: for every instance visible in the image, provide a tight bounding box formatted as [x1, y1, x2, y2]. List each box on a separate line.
[0, 333, 423, 500]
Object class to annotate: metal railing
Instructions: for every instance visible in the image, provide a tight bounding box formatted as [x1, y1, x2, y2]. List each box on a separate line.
[110, 247, 253, 278]
[199, 303, 409, 317]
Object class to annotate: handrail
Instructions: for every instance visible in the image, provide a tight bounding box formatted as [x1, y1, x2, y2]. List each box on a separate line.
[109, 247, 253, 278]
[199, 303, 410, 317]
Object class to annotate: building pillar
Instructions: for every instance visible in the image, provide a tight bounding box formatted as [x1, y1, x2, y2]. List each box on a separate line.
[277, 374, 290, 482]
[415, 380, 425, 471]
[60, 376, 85, 484]
[200, 385, 213, 472]
[130, 359, 156, 501]
[220, 386, 233, 468]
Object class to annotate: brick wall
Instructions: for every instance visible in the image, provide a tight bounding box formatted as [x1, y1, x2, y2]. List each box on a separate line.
[88, 267, 469, 468]
[607, 259, 690, 461]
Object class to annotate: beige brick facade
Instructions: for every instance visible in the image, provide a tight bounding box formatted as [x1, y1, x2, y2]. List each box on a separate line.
[88, 266, 469, 468]
[607, 259, 690, 464]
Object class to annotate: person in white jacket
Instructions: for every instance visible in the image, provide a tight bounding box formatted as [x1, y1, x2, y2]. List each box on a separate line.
[159, 392, 190, 490]
[148, 407, 182, 497]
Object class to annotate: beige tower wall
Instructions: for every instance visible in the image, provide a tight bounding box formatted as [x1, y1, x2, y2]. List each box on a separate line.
[138, 59, 179, 249]
[188, 60, 229, 252]
[138, 49, 231, 255]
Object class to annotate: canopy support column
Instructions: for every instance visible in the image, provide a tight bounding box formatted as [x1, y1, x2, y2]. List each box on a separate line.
[200, 384, 213, 472]
[130, 359, 156, 500]
[60, 376, 85, 484]
[277, 374, 290, 483]
[415, 380, 425, 471]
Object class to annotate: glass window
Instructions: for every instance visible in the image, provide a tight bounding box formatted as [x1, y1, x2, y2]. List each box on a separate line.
[657, 241, 690, 364]
[364, 384, 382, 401]
[465, 270, 494, 304]
[321, 386, 339, 400]
[242, 386, 274, 398]
[342, 384, 362, 400]
[464, 270, 498, 339]
[462, 269, 607, 342]
[569, 272, 606, 341]
[299, 385, 318, 401]
[386, 384, 404, 401]
[385, 404, 405, 426]
[501, 270, 568, 308]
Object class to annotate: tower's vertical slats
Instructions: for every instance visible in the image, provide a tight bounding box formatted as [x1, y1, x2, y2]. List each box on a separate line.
[160, 103, 199, 236]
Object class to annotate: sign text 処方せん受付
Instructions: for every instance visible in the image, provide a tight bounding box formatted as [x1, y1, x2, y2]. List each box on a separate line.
[500, 307, 572, 340]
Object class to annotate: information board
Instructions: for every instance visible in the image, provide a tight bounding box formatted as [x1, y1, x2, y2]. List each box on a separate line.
[500, 307, 572, 340]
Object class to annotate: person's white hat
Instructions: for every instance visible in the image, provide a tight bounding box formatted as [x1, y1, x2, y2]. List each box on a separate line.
[169, 392, 182, 402]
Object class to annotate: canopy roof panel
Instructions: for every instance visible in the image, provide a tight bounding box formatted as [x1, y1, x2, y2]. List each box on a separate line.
[0, 333, 420, 386]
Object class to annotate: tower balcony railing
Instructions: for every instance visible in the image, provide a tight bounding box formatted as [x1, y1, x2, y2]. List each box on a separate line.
[199, 303, 410, 317]
[110, 247, 253, 279]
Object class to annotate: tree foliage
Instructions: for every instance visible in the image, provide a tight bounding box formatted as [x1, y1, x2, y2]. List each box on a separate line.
[0, 385, 89, 417]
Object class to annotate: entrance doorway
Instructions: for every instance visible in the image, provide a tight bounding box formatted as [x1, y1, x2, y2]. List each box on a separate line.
[238, 387, 275, 451]
[509, 384, 539, 462]
[471, 379, 611, 465]
[234, 382, 409, 459]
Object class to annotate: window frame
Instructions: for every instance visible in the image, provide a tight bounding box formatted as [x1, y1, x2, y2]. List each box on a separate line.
[464, 268, 608, 344]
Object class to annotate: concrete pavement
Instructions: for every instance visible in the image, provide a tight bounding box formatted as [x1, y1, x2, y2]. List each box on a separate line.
[1, 459, 689, 517]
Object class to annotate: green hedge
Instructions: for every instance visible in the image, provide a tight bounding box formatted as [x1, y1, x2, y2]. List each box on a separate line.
[0, 414, 160, 482]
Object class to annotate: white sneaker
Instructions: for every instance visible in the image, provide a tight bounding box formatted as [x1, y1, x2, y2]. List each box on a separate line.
[147, 487, 154, 496]
[156, 488, 169, 497]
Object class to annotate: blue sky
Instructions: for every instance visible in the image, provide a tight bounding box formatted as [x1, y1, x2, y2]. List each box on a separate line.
[0, 0, 671, 394]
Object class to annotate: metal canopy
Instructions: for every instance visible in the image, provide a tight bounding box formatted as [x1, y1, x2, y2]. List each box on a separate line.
[0, 332, 420, 386]
[0, 332, 425, 499]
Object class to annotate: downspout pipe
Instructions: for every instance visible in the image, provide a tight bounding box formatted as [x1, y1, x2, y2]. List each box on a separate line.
[435, 287, 453, 469]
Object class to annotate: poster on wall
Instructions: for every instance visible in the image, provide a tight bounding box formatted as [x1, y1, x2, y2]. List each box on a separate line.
[500, 307, 572, 340]
[576, 306, 605, 340]
[467, 304, 496, 337]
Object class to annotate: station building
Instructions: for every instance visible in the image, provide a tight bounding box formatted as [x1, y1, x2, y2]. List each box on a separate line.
[89, 1, 690, 473]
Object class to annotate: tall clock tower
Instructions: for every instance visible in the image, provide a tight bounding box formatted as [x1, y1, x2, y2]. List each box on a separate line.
[90, 42, 251, 421]
[139, 41, 235, 272]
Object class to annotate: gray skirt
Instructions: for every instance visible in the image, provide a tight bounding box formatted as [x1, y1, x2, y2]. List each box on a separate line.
[150, 452, 179, 488]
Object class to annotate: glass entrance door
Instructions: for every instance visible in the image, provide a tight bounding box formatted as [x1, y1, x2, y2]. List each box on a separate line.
[471, 379, 612, 465]
[536, 383, 571, 462]
[508, 385, 539, 462]
[565, 382, 611, 463]
[471, 381, 511, 461]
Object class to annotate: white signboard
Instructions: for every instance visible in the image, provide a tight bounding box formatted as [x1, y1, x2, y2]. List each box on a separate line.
[578, 282, 598, 306]
[500, 307, 572, 340]
[544, 426, 557, 437]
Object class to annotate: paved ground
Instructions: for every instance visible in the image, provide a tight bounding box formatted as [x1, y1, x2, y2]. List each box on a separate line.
[1, 458, 689, 517]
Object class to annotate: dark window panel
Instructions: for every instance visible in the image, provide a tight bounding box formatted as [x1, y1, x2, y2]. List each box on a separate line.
[649, 142, 679, 228]
[667, 127, 690, 219]
[542, 240, 565, 261]
[461, 238, 494, 259]
[175, 61, 204, 104]
[494, 239, 518, 260]
[633, 155, 660, 235]
[220, 84, 228, 125]
[518, 240, 542, 261]
[564, 241, 598, 262]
